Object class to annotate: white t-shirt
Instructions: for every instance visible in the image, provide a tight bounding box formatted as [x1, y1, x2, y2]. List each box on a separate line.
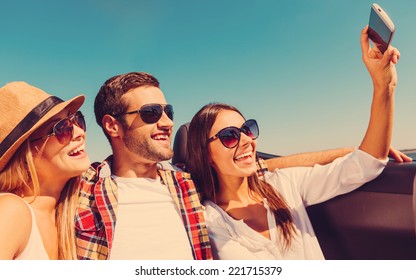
[204, 149, 388, 260]
[109, 176, 194, 260]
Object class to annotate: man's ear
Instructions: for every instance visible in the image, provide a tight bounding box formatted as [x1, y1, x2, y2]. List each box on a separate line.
[102, 114, 123, 138]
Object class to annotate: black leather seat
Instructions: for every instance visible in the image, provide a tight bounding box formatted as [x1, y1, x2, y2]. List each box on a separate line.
[172, 122, 190, 169]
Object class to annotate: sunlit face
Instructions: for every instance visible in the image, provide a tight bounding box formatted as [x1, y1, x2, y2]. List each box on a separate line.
[30, 108, 90, 185]
[208, 110, 257, 179]
[119, 86, 174, 163]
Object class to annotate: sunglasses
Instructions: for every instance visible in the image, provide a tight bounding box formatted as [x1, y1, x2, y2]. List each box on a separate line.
[208, 119, 259, 149]
[31, 111, 86, 145]
[116, 103, 174, 124]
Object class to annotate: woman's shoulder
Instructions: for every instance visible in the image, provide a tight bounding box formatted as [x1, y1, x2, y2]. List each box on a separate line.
[0, 193, 32, 259]
[0, 193, 32, 214]
[0, 193, 32, 231]
[203, 200, 240, 229]
[203, 200, 225, 222]
[204, 200, 221, 212]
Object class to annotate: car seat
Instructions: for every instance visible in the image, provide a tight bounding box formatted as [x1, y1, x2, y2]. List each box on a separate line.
[172, 122, 190, 170]
[413, 174, 416, 233]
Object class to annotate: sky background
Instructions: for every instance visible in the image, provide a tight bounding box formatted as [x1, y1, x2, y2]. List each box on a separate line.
[2, 0, 415, 162]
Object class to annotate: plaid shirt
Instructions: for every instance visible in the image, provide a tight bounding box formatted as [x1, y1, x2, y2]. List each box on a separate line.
[75, 156, 212, 260]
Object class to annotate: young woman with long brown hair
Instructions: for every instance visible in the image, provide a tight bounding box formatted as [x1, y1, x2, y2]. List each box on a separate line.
[187, 26, 400, 259]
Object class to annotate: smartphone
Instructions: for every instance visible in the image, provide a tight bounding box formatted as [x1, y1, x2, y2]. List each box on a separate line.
[368, 3, 395, 54]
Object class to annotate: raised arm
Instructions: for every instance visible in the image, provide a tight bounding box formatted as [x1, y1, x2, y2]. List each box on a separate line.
[359, 26, 400, 159]
[265, 26, 404, 171]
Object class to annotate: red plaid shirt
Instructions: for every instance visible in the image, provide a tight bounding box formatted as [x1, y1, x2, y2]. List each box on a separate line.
[75, 156, 212, 260]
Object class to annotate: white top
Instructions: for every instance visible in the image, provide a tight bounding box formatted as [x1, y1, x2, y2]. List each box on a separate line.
[0, 194, 49, 260]
[204, 149, 388, 260]
[110, 176, 194, 260]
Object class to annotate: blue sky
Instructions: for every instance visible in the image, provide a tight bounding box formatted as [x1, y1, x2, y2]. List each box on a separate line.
[2, 0, 415, 162]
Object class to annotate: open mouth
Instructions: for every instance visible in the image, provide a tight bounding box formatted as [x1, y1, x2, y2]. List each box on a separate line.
[152, 133, 170, 141]
[68, 144, 86, 156]
[234, 151, 252, 161]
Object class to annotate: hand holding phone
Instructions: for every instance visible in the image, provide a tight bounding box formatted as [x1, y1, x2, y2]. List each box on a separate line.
[368, 3, 395, 54]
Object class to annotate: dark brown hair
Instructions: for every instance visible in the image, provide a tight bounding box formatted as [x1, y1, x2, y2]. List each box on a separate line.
[187, 103, 296, 250]
[94, 72, 160, 142]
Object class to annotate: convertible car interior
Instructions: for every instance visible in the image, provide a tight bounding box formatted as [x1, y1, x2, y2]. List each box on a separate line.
[172, 122, 416, 260]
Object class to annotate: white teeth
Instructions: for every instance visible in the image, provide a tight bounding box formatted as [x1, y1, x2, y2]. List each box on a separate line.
[153, 134, 169, 140]
[69, 144, 85, 156]
[235, 152, 251, 160]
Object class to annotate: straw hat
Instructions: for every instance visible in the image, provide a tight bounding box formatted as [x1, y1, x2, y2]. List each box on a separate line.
[0, 81, 85, 172]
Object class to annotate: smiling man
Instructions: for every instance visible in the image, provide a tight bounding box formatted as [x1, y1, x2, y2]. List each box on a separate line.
[73, 72, 411, 261]
[75, 72, 212, 260]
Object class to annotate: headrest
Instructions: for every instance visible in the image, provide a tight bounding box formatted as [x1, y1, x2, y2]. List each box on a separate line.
[172, 122, 190, 169]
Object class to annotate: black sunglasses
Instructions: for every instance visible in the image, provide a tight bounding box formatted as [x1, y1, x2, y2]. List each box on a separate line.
[208, 119, 259, 149]
[115, 103, 174, 124]
[31, 111, 86, 145]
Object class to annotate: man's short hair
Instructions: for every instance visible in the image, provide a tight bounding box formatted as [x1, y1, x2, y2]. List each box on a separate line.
[94, 72, 160, 141]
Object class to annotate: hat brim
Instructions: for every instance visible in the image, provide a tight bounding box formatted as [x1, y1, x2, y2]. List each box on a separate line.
[0, 95, 85, 172]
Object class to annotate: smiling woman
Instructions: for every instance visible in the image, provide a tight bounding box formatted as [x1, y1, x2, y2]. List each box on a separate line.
[0, 81, 90, 260]
[186, 26, 401, 260]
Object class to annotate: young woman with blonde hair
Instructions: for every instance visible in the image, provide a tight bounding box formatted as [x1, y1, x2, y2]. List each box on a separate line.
[0, 81, 90, 259]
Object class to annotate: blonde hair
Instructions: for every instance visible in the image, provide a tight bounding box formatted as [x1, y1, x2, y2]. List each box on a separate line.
[0, 141, 37, 196]
[56, 177, 78, 259]
[0, 141, 78, 259]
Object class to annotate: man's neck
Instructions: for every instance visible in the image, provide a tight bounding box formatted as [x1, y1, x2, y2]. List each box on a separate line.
[111, 154, 159, 179]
